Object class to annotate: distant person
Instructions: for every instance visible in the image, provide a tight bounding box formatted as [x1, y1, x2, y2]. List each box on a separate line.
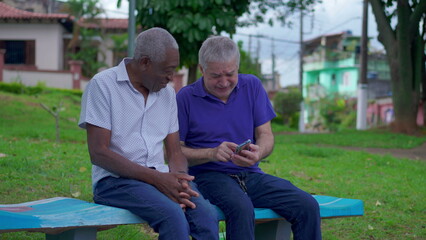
[177, 35, 321, 240]
[79, 27, 218, 240]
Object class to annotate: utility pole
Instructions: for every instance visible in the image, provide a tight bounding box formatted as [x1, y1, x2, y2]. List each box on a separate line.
[271, 37, 276, 90]
[127, 0, 136, 57]
[298, 9, 305, 132]
[256, 37, 261, 74]
[248, 34, 252, 57]
[356, 0, 368, 130]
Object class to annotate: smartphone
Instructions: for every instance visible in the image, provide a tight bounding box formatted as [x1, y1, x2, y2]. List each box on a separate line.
[235, 139, 251, 154]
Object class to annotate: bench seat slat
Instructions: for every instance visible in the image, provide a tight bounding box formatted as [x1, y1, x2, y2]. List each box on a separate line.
[0, 195, 363, 233]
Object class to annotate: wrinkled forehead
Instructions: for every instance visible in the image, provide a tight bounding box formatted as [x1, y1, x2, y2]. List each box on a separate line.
[205, 60, 238, 74]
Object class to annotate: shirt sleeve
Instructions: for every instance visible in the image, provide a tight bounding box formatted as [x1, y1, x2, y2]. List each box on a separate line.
[252, 76, 277, 127]
[176, 88, 189, 142]
[168, 87, 179, 134]
[78, 78, 111, 130]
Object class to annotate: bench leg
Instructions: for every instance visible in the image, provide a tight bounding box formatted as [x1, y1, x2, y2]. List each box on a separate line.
[46, 228, 97, 240]
[255, 219, 291, 240]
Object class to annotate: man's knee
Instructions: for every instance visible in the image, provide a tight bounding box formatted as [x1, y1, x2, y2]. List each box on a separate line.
[222, 197, 254, 219]
[296, 192, 320, 219]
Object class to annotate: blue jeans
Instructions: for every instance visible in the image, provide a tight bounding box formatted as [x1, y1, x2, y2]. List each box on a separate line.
[93, 176, 219, 240]
[194, 171, 322, 240]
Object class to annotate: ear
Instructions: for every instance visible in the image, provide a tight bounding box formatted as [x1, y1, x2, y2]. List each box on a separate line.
[198, 64, 204, 75]
[139, 56, 151, 71]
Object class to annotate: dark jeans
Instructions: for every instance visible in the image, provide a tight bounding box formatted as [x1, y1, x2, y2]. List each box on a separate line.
[94, 176, 219, 240]
[194, 171, 322, 240]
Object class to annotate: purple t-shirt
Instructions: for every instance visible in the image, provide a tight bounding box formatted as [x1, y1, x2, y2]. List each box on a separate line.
[177, 74, 276, 175]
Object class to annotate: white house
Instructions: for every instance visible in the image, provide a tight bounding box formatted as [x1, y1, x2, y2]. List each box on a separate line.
[0, 2, 188, 92]
[0, 2, 127, 90]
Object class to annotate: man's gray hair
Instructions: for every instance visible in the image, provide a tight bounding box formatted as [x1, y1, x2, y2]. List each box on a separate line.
[198, 36, 240, 70]
[133, 27, 179, 62]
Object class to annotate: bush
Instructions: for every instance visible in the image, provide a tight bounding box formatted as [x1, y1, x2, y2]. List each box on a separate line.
[289, 111, 300, 129]
[273, 88, 303, 125]
[316, 94, 356, 132]
[0, 82, 45, 95]
[55, 88, 83, 97]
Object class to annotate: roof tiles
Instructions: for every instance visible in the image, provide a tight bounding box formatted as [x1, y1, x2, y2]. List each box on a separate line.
[0, 2, 69, 20]
[0, 2, 128, 30]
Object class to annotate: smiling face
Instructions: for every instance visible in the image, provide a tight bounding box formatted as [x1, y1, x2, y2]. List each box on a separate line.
[200, 59, 239, 102]
[133, 48, 180, 93]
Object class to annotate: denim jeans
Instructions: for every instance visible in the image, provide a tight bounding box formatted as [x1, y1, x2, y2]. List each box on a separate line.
[94, 176, 219, 240]
[194, 171, 322, 240]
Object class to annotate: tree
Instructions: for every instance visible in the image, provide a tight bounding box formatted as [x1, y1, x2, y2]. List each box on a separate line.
[118, 0, 319, 84]
[273, 87, 303, 125]
[61, 0, 104, 52]
[62, 0, 106, 77]
[369, 0, 426, 133]
[237, 41, 262, 77]
[131, 0, 251, 84]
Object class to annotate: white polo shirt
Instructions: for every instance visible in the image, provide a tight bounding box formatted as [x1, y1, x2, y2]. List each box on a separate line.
[78, 58, 178, 188]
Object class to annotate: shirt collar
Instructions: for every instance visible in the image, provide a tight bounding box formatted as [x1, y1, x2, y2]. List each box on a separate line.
[116, 58, 132, 82]
[115, 57, 160, 97]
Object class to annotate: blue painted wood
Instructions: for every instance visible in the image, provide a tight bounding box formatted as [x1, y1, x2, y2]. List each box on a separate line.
[0, 195, 364, 233]
[315, 195, 364, 218]
[0, 197, 143, 231]
[214, 195, 364, 220]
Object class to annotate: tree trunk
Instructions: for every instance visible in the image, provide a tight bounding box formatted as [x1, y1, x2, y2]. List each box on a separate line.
[420, 21, 426, 127]
[369, 0, 422, 134]
[391, 0, 419, 133]
[187, 64, 198, 85]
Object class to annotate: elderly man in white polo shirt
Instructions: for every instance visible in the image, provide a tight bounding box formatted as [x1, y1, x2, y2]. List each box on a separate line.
[78, 27, 218, 240]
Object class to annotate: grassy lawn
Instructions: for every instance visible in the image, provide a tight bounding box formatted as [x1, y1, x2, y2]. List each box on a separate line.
[1, 90, 425, 239]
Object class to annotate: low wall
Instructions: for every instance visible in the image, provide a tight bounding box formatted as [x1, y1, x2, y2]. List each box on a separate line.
[1, 48, 84, 90]
[3, 69, 74, 89]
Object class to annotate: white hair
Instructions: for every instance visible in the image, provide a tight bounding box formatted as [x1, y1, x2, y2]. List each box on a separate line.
[133, 27, 179, 62]
[198, 36, 240, 70]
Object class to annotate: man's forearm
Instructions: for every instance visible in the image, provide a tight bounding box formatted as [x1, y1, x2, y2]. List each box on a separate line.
[254, 121, 275, 160]
[90, 148, 160, 185]
[181, 145, 214, 167]
[167, 151, 189, 173]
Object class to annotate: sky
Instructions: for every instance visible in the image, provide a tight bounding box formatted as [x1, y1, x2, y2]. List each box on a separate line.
[100, 0, 382, 87]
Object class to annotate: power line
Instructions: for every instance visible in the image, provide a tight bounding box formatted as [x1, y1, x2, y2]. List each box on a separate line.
[236, 16, 361, 47]
[236, 32, 299, 44]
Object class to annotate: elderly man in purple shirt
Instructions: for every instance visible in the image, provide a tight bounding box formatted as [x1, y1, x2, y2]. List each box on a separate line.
[177, 36, 322, 240]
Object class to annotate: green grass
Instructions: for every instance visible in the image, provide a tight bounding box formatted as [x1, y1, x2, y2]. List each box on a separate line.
[1, 89, 425, 239]
[273, 129, 426, 149]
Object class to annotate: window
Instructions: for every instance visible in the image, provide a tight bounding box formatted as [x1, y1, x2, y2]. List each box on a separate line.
[331, 73, 336, 85]
[0, 40, 35, 65]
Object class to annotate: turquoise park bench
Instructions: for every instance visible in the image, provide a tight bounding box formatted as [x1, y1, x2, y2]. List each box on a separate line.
[0, 195, 363, 240]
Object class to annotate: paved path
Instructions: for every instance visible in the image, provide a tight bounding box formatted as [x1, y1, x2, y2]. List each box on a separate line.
[275, 132, 426, 161]
[335, 141, 426, 161]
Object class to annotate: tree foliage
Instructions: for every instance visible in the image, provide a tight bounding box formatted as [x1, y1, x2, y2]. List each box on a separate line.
[117, 0, 320, 84]
[61, 0, 104, 50]
[316, 95, 356, 132]
[68, 28, 108, 77]
[62, 0, 106, 77]
[273, 87, 302, 125]
[124, 0, 251, 83]
[369, 0, 426, 133]
[237, 41, 262, 77]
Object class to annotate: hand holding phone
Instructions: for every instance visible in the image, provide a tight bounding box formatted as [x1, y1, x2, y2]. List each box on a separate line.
[234, 139, 251, 154]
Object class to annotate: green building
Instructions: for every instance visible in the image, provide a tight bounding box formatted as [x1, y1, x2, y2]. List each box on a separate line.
[302, 31, 391, 130]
